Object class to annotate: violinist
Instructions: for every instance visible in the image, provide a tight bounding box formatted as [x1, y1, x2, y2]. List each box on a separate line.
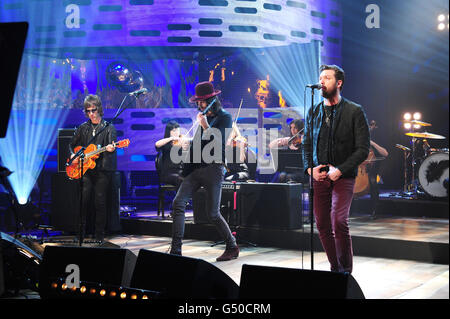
[155, 120, 186, 189]
[367, 124, 389, 219]
[169, 81, 239, 262]
[269, 119, 305, 183]
[224, 123, 251, 182]
[269, 119, 304, 151]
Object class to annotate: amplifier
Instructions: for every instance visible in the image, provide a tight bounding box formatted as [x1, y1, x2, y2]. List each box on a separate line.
[193, 183, 239, 226]
[57, 128, 75, 173]
[193, 182, 303, 229]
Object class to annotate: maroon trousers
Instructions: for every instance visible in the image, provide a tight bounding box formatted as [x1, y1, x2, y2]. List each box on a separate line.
[313, 177, 355, 273]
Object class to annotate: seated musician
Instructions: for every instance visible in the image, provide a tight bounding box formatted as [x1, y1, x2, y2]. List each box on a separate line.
[269, 119, 305, 183]
[367, 137, 389, 218]
[154, 120, 186, 189]
[224, 123, 252, 182]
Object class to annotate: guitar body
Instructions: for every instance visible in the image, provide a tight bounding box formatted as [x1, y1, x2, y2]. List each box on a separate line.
[353, 149, 375, 197]
[66, 144, 99, 179]
[65, 139, 130, 179]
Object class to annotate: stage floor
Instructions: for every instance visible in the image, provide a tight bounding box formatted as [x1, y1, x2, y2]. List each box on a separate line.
[106, 234, 449, 299]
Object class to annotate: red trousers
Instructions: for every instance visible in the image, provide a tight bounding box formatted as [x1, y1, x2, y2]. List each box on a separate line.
[313, 177, 355, 273]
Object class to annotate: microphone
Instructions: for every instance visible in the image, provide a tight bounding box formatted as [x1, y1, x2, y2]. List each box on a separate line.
[306, 83, 322, 89]
[129, 88, 148, 96]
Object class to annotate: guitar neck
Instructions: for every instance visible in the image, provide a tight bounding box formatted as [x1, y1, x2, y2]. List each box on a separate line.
[85, 142, 116, 159]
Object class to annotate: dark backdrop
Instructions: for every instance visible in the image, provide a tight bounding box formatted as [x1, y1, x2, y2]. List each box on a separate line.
[341, 0, 449, 189]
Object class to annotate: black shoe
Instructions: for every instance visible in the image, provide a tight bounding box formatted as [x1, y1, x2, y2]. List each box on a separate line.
[95, 233, 104, 243]
[169, 248, 181, 256]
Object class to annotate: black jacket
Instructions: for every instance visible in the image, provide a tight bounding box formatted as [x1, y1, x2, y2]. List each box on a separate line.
[69, 119, 117, 172]
[182, 108, 232, 177]
[302, 97, 370, 178]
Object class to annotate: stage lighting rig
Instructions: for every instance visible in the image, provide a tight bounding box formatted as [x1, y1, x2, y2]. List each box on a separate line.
[437, 13, 449, 30]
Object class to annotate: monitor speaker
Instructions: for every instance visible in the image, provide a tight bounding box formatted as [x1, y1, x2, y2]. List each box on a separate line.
[239, 264, 365, 299]
[130, 249, 239, 299]
[38, 245, 136, 299]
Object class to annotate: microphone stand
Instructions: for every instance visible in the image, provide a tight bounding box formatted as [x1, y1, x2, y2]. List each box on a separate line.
[307, 86, 317, 270]
[69, 92, 139, 246]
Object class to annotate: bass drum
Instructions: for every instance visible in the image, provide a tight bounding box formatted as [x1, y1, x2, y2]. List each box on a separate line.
[418, 152, 449, 198]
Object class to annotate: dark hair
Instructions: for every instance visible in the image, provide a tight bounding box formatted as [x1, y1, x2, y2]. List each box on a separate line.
[84, 94, 104, 117]
[289, 119, 304, 134]
[320, 64, 345, 90]
[164, 120, 180, 138]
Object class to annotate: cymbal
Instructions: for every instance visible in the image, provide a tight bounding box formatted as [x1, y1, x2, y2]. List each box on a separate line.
[404, 120, 432, 126]
[405, 132, 446, 139]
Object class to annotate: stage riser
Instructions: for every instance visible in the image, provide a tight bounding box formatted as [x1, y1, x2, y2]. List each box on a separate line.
[351, 198, 449, 219]
[120, 218, 449, 265]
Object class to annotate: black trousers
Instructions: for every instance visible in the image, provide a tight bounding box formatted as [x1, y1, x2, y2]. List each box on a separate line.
[81, 169, 112, 236]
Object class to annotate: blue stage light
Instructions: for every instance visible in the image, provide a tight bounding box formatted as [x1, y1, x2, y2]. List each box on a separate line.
[0, 54, 70, 205]
[240, 42, 322, 112]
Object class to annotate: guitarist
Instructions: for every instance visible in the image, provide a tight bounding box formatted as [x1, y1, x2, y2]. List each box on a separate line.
[169, 82, 239, 261]
[69, 94, 117, 242]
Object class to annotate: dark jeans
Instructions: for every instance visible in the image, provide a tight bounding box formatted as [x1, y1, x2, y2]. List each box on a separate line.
[171, 164, 237, 251]
[313, 177, 355, 273]
[81, 170, 112, 237]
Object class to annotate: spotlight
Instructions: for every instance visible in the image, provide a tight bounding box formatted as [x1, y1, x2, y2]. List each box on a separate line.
[437, 13, 449, 30]
[413, 112, 421, 120]
[403, 113, 412, 121]
[413, 124, 421, 129]
[404, 123, 412, 130]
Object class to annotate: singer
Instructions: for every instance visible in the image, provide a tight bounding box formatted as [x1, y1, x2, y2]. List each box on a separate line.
[302, 65, 370, 274]
[169, 81, 239, 261]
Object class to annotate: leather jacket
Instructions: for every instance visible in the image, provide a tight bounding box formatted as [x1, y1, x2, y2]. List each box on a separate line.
[302, 97, 370, 178]
[69, 119, 117, 172]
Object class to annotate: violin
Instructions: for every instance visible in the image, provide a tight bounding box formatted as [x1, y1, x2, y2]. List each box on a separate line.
[230, 122, 248, 147]
[172, 134, 185, 146]
[287, 128, 304, 148]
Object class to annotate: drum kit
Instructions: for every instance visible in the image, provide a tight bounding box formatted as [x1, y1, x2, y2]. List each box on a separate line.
[396, 119, 449, 199]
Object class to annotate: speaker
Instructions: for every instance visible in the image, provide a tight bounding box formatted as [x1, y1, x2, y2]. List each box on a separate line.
[240, 183, 303, 229]
[193, 186, 238, 226]
[57, 128, 76, 173]
[51, 172, 121, 234]
[0, 232, 41, 297]
[130, 249, 239, 299]
[39, 245, 136, 299]
[239, 264, 365, 299]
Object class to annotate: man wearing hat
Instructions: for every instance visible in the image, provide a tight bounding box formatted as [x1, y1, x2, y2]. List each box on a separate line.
[169, 81, 239, 261]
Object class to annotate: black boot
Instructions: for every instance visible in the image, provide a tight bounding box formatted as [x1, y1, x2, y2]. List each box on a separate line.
[169, 239, 182, 255]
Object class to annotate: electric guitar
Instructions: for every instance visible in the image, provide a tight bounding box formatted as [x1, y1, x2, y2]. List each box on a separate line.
[66, 139, 130, 179]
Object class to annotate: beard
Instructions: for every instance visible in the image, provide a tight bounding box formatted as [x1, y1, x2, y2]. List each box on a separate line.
[321, 85, 338, 100]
